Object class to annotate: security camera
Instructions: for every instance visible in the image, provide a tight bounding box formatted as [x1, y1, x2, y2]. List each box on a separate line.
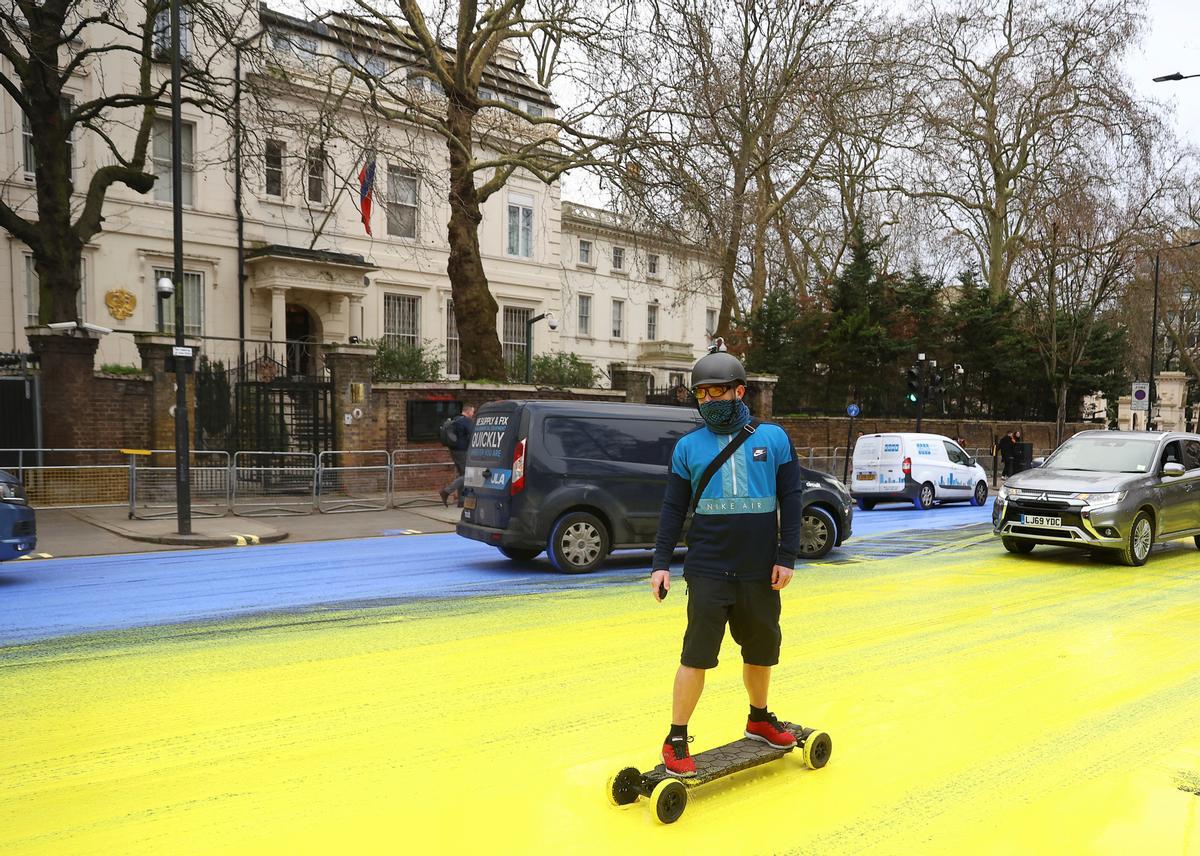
[546, 315, 558, 331]
[81, 322, 113, 335]
[48, 321, 78, 331]
[156, 277, 175, 298]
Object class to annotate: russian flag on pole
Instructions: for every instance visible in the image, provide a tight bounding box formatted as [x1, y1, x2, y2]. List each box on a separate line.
[359, 154, 376, 235]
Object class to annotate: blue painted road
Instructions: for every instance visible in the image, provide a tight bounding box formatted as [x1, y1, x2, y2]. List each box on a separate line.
[0, 500, 994, 645]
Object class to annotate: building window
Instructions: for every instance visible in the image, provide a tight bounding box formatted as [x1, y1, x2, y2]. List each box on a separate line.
[647, 303, 658, 340]
[612, 246, 625, 271]
[22, 95, 74, 181]
[648, 253, 660, 277]
[383, 293, 420, 349]
[446, 299, 460, 377]
[527, 103, 544, 118]
[153, 5, 191, 59]
[706, 308, 718, 336]
[307, 147, 326, 203]
[507, 193, 534, 258]
[264, 140, 284, 198]
[153, 267, 203, 336]
[503, 307, 531, 378]
[577, 294, 592, 336]
[578, 239, 592, 266]
[152, 118, 194, 205]
[386, 165, 418, 238]
[612, 299, 624, 339]
[25, 255, 85, 325]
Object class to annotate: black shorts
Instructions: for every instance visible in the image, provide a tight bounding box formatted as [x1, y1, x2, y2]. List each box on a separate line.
[680, 575, 781, 669]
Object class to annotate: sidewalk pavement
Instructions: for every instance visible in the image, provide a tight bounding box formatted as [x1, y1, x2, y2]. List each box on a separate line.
[28, 492, 466, 558]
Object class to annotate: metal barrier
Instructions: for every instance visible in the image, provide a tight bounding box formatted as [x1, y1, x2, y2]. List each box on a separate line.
[2, 448, 131, 508]
[391, 448, 456, 507]
[317, 450, 391, 513]
[231, 451, 318, 517]
[130, 450, 231, 519]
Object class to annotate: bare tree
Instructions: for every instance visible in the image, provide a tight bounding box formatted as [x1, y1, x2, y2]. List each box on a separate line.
[609, 0, 888, 340]
[293, 0, 640, 380]
[1015, 158, 1172, 442]
[0, 0, 253, 323]
[895, 0, 1153, 302]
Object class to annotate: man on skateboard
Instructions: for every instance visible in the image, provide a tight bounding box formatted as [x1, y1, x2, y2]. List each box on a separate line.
[650, 347, 803, 776]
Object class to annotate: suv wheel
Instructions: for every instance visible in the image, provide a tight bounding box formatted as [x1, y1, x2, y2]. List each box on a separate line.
[913, 482, 935, 511]
[548, 511, 610, 574]
[1117, 511, 1154, 567]
[800, 506, 838, 559]
[970, 481, 988, 507]
[498, 546, 542, 562]
[1002, 537, 1035, 555]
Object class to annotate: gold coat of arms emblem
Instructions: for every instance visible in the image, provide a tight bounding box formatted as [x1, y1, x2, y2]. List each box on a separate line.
[104, 289, 137, 320]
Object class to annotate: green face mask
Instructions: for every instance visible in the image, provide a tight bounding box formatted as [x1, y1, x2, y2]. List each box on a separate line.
[698, 398, 738, 429]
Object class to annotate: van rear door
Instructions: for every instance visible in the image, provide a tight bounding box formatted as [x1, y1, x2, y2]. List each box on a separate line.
[851, 435, 882, 492]
[461, 402, 522, 529]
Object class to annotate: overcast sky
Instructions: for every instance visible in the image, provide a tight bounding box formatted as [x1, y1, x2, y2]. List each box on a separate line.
[1127, 0, 1200, 148]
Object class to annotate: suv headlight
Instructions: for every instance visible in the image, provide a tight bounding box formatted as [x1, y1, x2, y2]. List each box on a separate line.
[1081, 491, 1125, 510]
[998, 485, 1013, 501]
[0, 482, 26, 504]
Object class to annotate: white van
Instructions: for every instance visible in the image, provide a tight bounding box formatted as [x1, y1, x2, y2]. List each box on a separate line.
[851, 433, 989, 511]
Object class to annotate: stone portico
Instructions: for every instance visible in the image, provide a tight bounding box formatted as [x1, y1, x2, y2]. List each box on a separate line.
[245, 245, 378, 372]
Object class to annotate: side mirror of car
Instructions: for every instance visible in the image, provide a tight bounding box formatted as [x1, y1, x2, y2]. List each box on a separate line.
[1163, 462, 1185, 478]
[966, 457, 977, 468]
[1031, 457, 1045, 468]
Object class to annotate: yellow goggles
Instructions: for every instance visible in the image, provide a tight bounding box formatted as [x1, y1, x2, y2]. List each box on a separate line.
[691, 384, 732, 401]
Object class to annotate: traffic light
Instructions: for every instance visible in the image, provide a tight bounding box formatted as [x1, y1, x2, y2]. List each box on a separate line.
[930, 371, 944, 397]
[906, 366, 920, 403]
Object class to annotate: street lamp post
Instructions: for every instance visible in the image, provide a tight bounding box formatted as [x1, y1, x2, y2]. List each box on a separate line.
[170, 0, 192, 533]
[524, 312, 556, 383]
[1149, 239, 1200, 431]
[1152, 72, 1200, 82]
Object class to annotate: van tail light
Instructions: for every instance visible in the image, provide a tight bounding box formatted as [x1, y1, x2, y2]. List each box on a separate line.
[902, 456, 912, 477]
[511, 439, 527, 495]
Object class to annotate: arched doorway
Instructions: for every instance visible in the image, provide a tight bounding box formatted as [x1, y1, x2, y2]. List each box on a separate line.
[285, 303, 317, 376]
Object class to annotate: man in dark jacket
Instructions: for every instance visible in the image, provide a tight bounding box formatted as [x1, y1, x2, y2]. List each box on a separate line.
[997, 431, 1015, 478]
[439, 405, 475, 506]
[649, 349, 803, 777]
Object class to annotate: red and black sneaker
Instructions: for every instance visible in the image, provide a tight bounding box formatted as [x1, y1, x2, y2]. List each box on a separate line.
[662, 735, 697, 777]
[745, 711, 797, 749]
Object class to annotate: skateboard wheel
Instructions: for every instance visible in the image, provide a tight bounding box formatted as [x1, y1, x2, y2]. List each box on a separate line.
[606, 766, 641, 806]
[802, 731, 832, 770]
[651, 778, 688, 824]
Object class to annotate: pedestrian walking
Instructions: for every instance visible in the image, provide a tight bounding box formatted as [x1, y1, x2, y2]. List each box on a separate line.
[997, 431, 1015, 478]
[439, 405, 476, 506]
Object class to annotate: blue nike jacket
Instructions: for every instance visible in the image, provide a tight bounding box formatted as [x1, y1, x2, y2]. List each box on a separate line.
[652, 421, 803, 579]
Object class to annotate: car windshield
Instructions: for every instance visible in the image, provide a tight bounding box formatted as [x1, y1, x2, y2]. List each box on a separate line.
[1044, 437, 1158, 473]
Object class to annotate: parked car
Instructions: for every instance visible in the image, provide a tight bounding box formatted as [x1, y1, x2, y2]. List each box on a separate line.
[851, 432, 990, 511]
[454, 400, 853, 572]
[0, 469, 36, 562]
[993, 430, 1200, 566]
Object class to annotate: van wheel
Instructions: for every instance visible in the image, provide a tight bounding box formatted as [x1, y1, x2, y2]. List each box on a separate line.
[856, 498, 875, 511]
[498, 546, 542, 562]
[548, 511, 610, 574]
[800, 506, 838, 559]
[1002, 537, 1035, 554]
[970, 481, 988, 507]
[914, 483, 935, 510]
[1117, 511, 1154, 567]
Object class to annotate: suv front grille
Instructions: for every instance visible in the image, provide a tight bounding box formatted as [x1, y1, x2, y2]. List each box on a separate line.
[12, 520, 35, 537]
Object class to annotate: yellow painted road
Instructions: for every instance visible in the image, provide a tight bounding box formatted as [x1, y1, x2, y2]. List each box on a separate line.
[4, 534, 1200, 853]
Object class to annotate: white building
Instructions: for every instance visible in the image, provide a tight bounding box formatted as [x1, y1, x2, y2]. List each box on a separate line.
[1, 4, 718, 386]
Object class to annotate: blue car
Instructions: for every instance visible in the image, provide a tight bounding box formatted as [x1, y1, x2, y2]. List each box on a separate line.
[0, 469, 35, 561]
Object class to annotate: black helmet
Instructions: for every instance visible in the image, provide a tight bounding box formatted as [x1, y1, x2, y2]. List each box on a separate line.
[691, 342, 746, 387]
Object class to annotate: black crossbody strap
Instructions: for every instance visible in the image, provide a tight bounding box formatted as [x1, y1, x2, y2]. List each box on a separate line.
[688, 419, 760, 517]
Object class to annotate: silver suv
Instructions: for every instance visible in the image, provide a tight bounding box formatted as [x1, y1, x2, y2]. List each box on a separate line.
[992, 430, 1200, 566]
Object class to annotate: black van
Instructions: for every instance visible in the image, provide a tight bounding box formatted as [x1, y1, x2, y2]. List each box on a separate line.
[455, 400, 853, 572]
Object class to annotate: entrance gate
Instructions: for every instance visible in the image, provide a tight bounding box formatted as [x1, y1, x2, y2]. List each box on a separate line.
[0, 353, 40, 468]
